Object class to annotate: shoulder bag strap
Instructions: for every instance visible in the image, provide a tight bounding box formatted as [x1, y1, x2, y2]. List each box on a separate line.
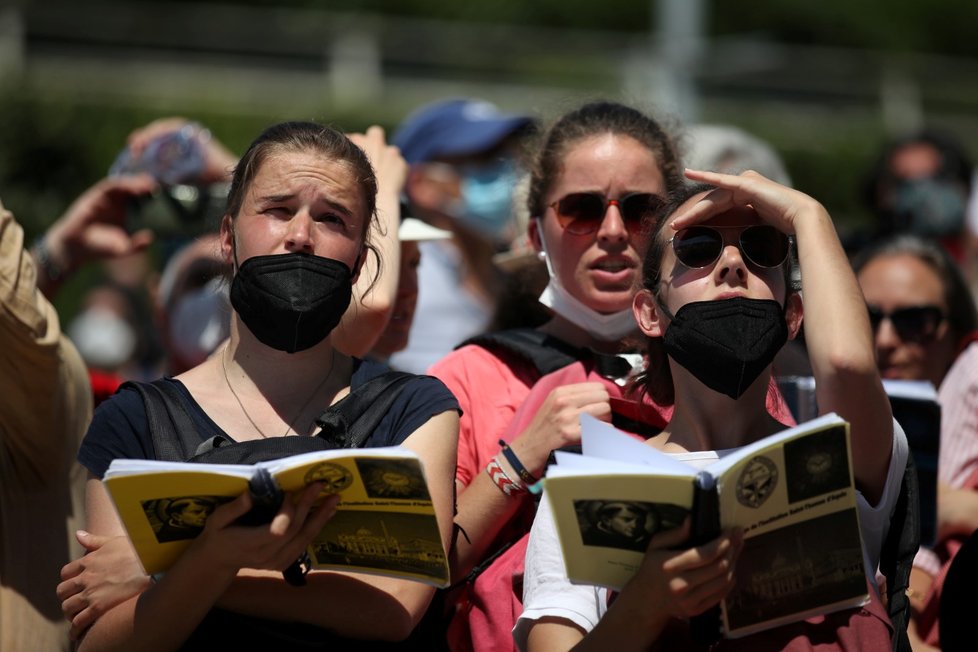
[122, 380, 205, 462]
[314, 371, 416, 449]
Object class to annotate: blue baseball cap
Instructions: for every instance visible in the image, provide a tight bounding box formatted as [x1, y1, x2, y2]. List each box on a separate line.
[393, 99, 534, 165]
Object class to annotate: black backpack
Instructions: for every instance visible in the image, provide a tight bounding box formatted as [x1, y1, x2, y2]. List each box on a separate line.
[124, 370, 440, 651]
[126, 370, 416, 465]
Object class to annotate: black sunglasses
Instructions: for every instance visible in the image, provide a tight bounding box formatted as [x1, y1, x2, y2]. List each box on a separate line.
[670, 224, 790, 270]
[548, 192, 663, 235]
[867, 305, 945, 343]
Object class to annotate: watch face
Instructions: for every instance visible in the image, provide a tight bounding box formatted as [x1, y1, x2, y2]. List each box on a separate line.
[736, 456, 779, 509]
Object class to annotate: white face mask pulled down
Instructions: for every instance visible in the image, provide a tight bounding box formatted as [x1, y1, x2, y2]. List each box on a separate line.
[536, 229, 637, 342]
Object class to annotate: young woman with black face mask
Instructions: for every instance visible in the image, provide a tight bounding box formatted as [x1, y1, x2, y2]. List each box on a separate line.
[437, 103, 796, 652]
[516, 170, 909, 651]
[66, 122, 460, 651]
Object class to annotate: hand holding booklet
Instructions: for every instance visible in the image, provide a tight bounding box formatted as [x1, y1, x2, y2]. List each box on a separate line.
[103, 447, 449, 587]
[543, 413, 868, 639]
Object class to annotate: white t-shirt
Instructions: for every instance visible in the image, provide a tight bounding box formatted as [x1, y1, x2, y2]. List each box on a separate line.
[388, 240, 491, 374]
[513, 419, 910, 651]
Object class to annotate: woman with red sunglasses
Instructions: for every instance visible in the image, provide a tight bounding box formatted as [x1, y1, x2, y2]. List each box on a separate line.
[432, 102, 681, 651]
[854, 234, 978, 650]
[434, 104, 794, 651]
[517, 170, 909, 650]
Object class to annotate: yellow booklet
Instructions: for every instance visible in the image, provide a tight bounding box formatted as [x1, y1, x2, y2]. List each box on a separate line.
[544, 412, 868, 639]
[104, 447, 449, 587]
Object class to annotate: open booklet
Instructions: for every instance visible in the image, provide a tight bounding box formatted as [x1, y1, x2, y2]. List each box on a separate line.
[543, 412, 867, 639]
[779, 375, 939, 545]
[103, 447, 449, 587]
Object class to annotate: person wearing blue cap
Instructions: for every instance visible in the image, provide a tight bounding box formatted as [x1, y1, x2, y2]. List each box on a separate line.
[388, 98, 536, 374]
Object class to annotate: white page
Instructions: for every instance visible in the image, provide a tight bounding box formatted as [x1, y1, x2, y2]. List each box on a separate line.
[579, 414, 696, 476]
[704, 412, 844, 477]
[882, 378, 938, 402]
[104, 458, 254, 479]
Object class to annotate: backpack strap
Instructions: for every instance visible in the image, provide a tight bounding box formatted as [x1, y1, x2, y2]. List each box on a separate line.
[313, 370, 416, 449]
[879, 453, 920, 652]
[460, 328, 581, 377]
[123, 380, 206, 462]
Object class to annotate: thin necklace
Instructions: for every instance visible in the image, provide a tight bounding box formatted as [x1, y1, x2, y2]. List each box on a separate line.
[221, 345, 336, 438]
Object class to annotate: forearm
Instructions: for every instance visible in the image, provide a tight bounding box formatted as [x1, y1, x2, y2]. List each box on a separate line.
[937, 483, 978, 539]
[452, 473, 529, 579]
[333, 201, 400, 356]
[79, 543, 237, 652]
[526, 587, 669, 652]
[794, 205, 892, 499]
[572, 603, 668, 652]
[217, 570, 432, 641]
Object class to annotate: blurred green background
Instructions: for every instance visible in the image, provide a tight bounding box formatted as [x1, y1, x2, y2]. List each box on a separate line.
[4, 0, 978, 319]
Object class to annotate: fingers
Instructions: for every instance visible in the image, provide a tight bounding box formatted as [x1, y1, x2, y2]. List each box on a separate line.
[127, 117, 191, 154]
[206, 490, 254, 531]
[662, 528, 742, 574]
[640, 525, 743, 619]
[128, 228, 155, 252]
[290, 492, 341, 557]
[348, 126, 407, 192]
[264, 485, 339, 571]
[269, 481, 321, 536]
[648, 516, 692, 550]
[675, 168, 816, 234]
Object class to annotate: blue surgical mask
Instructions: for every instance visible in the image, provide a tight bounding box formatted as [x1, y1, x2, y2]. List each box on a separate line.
[457, 159, 518, 240]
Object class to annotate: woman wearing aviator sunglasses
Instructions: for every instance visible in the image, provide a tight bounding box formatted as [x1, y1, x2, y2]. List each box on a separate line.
[435, 105, 796, 652]
[430, 102, 686, 651]
[854, 234, 978, 650]
[517, 170, 908, 651]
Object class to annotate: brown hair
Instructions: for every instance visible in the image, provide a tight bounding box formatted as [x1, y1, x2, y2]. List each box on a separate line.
[225, 121, 379, 276]
[525, 101, 683, 219]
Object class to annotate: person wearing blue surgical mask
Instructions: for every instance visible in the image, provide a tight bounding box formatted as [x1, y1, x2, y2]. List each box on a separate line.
[390, 98, 536, 374]
[455, 158, 522, 241]
[153, 233, 230, 375]
[862, 129, 976, 282]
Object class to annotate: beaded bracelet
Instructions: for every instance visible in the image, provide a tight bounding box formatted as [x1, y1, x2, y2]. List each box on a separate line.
[498, 439, 538, 485]
[486, 456, 526, 497]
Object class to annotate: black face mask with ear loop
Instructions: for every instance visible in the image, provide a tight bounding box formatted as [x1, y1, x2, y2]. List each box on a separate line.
[660, 297, 788, 400]
[229, 252, 353, 353]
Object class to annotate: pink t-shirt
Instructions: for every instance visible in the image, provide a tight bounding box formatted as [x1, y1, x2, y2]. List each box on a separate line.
[502, 361, 796, 445]
[429, 343, 544, 488]
[452, 360, 797, 652]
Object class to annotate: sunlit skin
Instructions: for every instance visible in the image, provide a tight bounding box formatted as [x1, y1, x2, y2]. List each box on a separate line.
[655, 200, 788, 317]
[889, 142, 942, 181]
[226, 150, 366, 272]
[371, 241, 420, 358]
[530, 133, 667, 315]
[856, 253, 955, 387]
[635, 191, 802, 453]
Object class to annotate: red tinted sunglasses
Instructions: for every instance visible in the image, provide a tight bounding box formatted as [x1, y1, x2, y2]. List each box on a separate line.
[548, 192, 663, 235]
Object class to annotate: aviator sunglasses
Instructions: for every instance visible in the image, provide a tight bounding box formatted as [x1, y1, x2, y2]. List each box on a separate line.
[548, 192, 664, 235]
[866, 305, 945, 343]
[670, 224, 790, 270]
